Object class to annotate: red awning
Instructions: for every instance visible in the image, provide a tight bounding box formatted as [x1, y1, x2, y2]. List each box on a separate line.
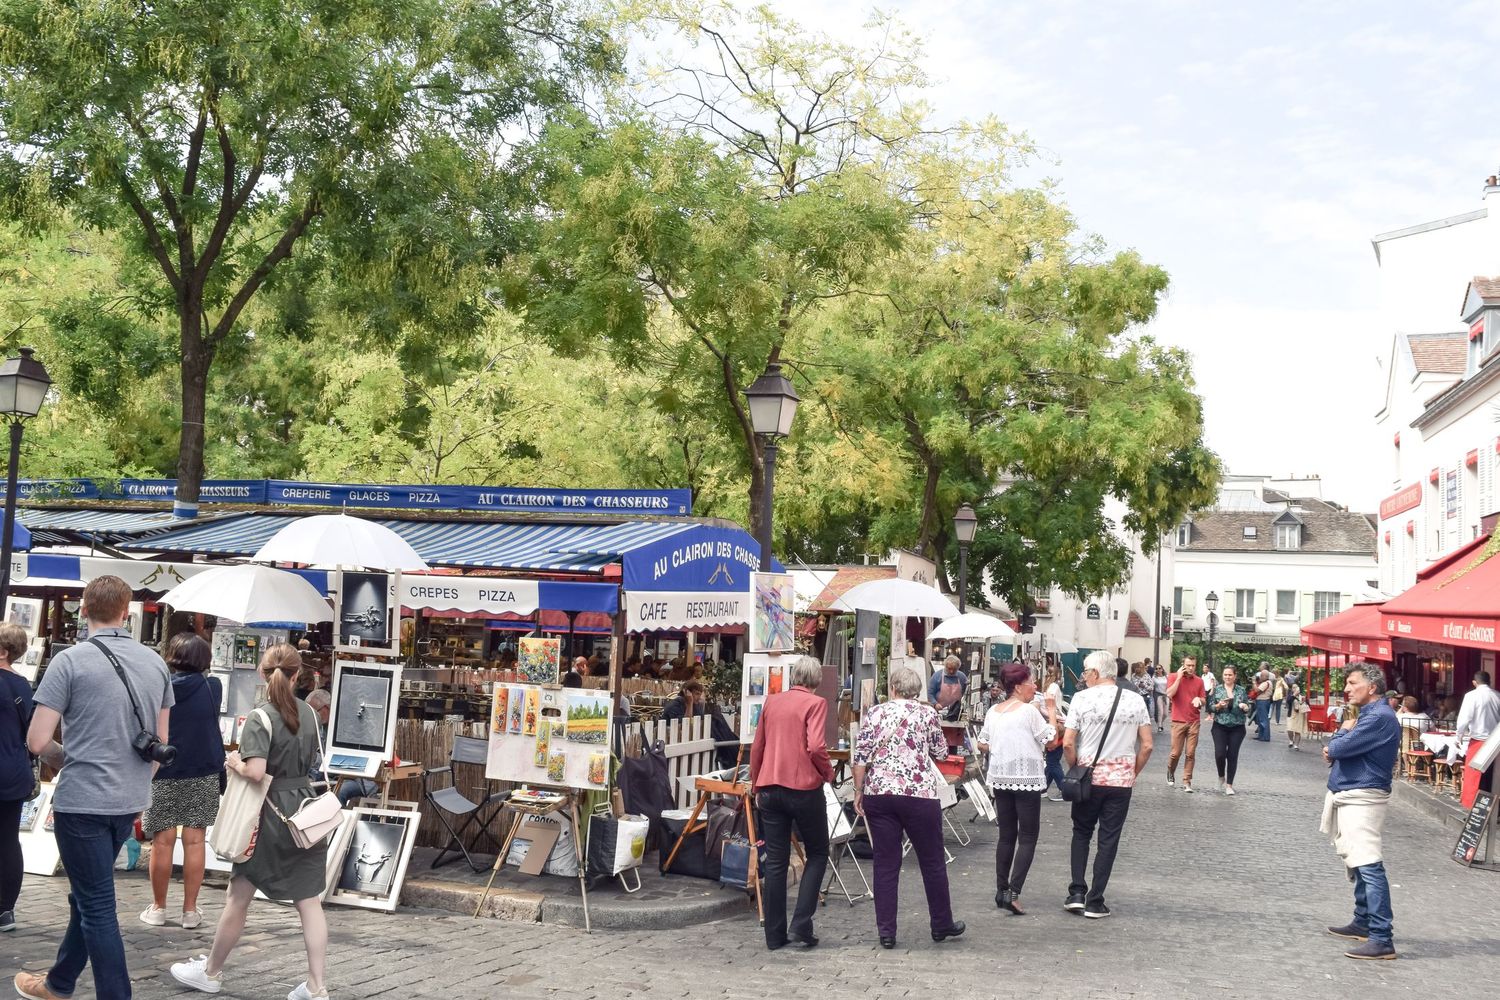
[1380, 533, 1500, 651]
[1300, 603, 1392, 661]
[808, 565, 897, 613]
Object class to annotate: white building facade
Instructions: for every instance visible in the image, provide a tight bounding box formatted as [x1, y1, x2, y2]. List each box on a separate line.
[1374, 175, 1500, 594]
[1173, 477, 1378, 649]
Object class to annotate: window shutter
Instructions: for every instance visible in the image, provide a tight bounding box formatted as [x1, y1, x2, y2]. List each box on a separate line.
[1300, 591, 1314, 623]
[1482, 451, 1495, 518]
[1256, 590, 1267, 620]
[1340, 592, 1352, 612]
[1182, 589, 1195, 617]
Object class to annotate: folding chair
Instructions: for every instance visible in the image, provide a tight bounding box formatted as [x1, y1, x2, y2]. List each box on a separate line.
[424, 735, 510, 871]
[821, 783, 872, 906]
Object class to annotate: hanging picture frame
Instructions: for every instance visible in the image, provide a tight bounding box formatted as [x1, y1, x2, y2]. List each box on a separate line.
[749, 572, 796, 653]
[333, 570, 401, 656]
[324, 807, 419, 912]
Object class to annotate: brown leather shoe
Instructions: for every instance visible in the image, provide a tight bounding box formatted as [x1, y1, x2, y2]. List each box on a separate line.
[14, 972, 65, 1000]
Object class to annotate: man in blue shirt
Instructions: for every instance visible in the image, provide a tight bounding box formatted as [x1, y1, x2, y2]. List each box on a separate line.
[1321, 664, 1401, 961]
[928, 655, 967, 722]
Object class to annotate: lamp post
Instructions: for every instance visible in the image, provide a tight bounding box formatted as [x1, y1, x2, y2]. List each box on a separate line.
[742, 362, 799, 567]
[952, 503, 977, 614]
[0, 347, 52, 608]
[1204, 590, 1219, 679]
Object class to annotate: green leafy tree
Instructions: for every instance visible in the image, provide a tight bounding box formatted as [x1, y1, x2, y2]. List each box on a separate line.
[0, 0, 613, 509]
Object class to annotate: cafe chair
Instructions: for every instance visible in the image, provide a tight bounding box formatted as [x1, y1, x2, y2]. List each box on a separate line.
[424, 735, 510, 872]
[1400, 726, 1434, 784]
[1432, 757, 1455, 794]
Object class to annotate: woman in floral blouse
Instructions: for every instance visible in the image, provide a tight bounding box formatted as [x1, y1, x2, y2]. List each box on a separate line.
[1208, 665, 1251, 795]
[977, 662, 1058, 914]
[853, 666, 965, 950]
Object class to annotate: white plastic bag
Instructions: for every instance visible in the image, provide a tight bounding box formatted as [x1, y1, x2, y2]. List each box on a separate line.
[208, 709, 274, 864]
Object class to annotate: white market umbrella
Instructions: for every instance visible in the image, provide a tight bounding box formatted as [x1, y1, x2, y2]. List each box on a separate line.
[160, 564, 334, 624]
[928, 612, 1017, 642]
[833, 578, 960, 620]
[1042, 634, 1079, 654]
[252, 513, 429, 571]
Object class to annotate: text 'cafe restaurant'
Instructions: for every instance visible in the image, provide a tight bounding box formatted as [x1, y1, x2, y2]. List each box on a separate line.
[1305, 529, 1500, 701]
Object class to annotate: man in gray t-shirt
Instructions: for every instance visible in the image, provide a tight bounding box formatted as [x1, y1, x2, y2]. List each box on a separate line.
[20, 575, 172, 1000]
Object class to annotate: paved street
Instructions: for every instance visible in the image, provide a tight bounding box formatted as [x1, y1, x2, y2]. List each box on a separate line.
[4, 727, 1495, 999]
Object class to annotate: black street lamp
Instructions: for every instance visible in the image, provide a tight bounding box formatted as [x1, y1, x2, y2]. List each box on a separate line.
[1204, 590, 1219, 679]
[952, 503, 977, 614]
[0, 347, 51, 607]
[743, 362, 799, 567]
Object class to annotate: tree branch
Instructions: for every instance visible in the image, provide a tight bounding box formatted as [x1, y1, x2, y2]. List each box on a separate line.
[117, 174, 182, 293]
[206, 196, 320, 347]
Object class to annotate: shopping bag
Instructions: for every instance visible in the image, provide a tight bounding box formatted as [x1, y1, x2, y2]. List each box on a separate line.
[587, 813, 649, 876]
[209, 709, 274, 863]
[719, 837, 752, 890]
[268, 790, 343, 849]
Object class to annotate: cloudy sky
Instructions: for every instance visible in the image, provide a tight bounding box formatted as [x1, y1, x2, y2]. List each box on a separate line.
[754, 0, 1499, 510]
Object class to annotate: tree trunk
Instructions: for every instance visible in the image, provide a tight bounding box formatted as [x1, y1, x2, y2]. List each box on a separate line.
[175, 313, 210, 517]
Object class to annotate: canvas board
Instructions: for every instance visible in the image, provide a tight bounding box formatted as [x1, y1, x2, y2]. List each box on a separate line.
[750, 572, 796, 653]
[324, 807, 418, 912]
[517, 636, 561, 685]
[484, 684, 608, 790]
[20, 784, 61, 876]
[740, 651, 794, 743]
[333, 570, 400, 656]
[326, 658, 402, 778]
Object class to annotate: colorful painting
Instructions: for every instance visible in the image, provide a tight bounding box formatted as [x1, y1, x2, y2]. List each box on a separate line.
[588, 752, 608, 786]
[748, 666, 766, 696]
[498, 689, 516, 734]
[523, 687, 541, 737]
[517, 637, 562, 685]
[564, 692, 611, 745]
[738, 695, 766, 744]
[768, 664, 783, 695]
[534, 717, 551, 767]
[546, 750, 567, 783]
[750, 572, 796, 653]
[507, 686, 524, 734]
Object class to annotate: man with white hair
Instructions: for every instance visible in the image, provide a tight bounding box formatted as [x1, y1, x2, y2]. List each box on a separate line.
[750, 656, 833, 951]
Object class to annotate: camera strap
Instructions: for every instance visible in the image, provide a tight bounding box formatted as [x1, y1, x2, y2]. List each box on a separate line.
[87, 637, 153, 738]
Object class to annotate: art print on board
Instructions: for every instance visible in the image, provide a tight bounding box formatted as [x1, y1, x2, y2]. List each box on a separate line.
[338, 816, 406, 897]
[739, 695, 766, 744]
[523, 687, 541, 737]
[517, 637, 562, 685]
[508, 686, 525, 734]
[564, 692, 610, 745]
[18, 794, 45, 832]
[492, 687, 509, 734]
[750, 572, 796, 653]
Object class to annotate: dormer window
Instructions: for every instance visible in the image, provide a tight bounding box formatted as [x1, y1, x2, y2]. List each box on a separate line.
[1242, 526, 1257, 540]
[1275, 522, 1301, 550]
[1176, 521, 1191, 547]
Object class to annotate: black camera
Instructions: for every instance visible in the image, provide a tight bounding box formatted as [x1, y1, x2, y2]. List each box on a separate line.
[132, 731, 177, 767]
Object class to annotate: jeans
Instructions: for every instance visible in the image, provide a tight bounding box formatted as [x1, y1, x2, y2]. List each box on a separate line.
[992, 789, 1042, 896]
[1043, 745, 1066, 794]
[756, 786, 829, 947]
[1271, 697, 1283, 724]
[863, 794, 954, 938]
[1069, 786, 1132, 904]
[1211, 722, 1246, 784]
[336, 777, 379, 806]
[1351, 861, 1394, 945]
[49, 812, 136, 999]
[1168, 721, 1199, 783]
[1253, 699, 1272, 740]
[0, 798, 23, 914]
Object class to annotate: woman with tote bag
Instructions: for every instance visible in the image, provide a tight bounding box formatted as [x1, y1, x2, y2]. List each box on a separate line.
[172, 645, 332, 1000]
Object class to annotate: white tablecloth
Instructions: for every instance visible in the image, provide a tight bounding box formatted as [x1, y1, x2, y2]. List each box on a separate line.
[1419, 732, 1463, 761]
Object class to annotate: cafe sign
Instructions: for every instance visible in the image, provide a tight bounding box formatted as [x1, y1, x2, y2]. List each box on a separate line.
[1383, 613, 1500, 651]
[1378, 482, 1422, 521]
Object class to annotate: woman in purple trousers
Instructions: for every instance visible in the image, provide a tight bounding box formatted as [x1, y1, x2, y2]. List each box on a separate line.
[852, 665, 966, 950]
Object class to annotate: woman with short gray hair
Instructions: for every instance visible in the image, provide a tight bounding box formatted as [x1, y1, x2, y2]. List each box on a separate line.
[852, 666, 965, 949]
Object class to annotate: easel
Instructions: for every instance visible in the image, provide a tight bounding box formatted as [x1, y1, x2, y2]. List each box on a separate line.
[474, 788, 591, 932]
[663, 775, 764, 921]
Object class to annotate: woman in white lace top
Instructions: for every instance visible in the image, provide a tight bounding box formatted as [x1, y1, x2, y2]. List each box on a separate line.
[976, 662, 1059, 915]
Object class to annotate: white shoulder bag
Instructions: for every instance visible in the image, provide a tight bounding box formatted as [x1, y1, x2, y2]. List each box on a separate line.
[264, 710, 344, 849]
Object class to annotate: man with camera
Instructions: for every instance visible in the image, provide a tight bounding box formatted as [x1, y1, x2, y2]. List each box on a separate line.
[17, 575, 174, 1000]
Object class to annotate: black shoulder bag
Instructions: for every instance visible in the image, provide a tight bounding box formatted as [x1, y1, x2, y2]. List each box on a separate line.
[1060, 687, 1123, 804]
[9, 684, 40, 801]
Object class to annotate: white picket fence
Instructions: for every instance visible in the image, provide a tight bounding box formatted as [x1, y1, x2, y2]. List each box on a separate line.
[625, 714, 740, 808]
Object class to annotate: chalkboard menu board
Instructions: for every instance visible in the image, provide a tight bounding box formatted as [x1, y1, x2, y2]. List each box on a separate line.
[1452, 791, 1495, 867]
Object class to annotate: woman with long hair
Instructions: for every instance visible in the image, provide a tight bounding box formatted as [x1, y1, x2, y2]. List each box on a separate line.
[141, 634, 224, 930]
[1207, 666, 1251, 795]
[0, 623, 34, 932]
[172, 644, 331, 999]
[978, 662, 1059, 915]
[1039, 666, 1067, 799]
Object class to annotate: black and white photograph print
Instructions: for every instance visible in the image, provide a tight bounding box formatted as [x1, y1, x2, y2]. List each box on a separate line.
[337, 815, 408, 898]
[335, 570, 394, 652]
[332, 668, 394, 753]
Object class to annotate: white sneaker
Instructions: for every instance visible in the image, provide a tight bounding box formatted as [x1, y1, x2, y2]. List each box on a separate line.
[1225, 786, 1236, 796]
[1183, 783, 1194, 794]
[170, 955, 223, 994]
[182, 909, 203, 930]
[139, 904, 168, 926]
[1166, 776, 1175, 787]
[288, 982, 330, 1000]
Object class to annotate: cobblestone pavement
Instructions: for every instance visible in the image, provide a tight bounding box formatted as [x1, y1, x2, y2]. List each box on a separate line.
[4, 723, 1496, 999]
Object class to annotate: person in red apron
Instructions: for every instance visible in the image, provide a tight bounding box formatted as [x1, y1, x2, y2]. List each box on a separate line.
[1455, 671, 1500, 809]
[928, 655, 968, 723]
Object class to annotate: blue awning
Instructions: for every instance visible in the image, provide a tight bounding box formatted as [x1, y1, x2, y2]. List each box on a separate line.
[17, 509, 213, 546]
[9, 518, 28, 551]
[118, 513, 698, 573]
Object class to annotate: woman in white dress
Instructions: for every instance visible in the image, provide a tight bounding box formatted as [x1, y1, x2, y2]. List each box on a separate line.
[977, 662, 1058, 915]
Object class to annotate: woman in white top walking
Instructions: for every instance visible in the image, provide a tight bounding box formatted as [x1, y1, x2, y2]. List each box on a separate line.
[977, 662, 1058, 915]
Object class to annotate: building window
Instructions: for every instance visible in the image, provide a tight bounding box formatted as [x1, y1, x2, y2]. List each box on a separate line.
[1176, 522, 1191, 547]
[1234, 589, 1256, 618]
[1173, 587, 1194, 616]
[1242, 526, 1258, 539]
[1313, 591, 1340, 620]
[1276, 590, 1296, 616]
[1275, 523, 1300, 550]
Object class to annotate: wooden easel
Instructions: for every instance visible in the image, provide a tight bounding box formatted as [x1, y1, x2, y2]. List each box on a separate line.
[474, 788, 591, 932]
[663, 776, 764, 921]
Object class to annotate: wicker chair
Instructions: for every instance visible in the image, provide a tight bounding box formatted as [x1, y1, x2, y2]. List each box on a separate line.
[1401, 726, 1435, 783]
